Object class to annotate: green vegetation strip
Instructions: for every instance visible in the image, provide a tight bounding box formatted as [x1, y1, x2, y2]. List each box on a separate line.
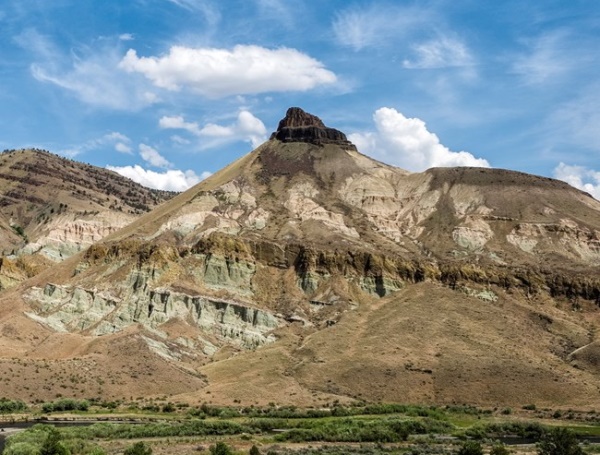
[4, 402, 600, 455]
[273, 418, 453, 443]
[0, 398, 27, 414]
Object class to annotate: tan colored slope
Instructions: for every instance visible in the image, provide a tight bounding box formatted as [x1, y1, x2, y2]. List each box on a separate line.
[104, 146, 259, 242]
[0, 329, 206, 401]
[196, 282, 600, 408]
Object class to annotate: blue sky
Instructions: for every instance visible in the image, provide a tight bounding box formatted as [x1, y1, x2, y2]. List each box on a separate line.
[1, 1, 599, 195]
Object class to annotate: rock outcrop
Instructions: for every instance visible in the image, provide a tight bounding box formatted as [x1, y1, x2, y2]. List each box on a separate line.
[25, 282, 278, 349]
[270, 107, 357, 149]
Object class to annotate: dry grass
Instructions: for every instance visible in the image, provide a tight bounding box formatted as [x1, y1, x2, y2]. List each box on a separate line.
[194, 282, 600, 408]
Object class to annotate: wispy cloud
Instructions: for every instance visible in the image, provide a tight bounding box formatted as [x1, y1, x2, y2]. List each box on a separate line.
[120, 45, 336, 97]
[57, 132, 132, 157]
[31, 57, 158, 110]
[106, 132, 133, 154]
[332, 4, 432, 51]
[403, 36, 474, 69]
[115, 142, 132, 154]
[13, 28, 60, 63]
[160, 110, 267, 148]
[253, 0, 295, 27]
[349, 107, 490, 171]
[104, 132, 129, 143]
[16, 28, 157, 110]
[166, 0, 220, 24]
[170, 135, 191, 145]
[511, 30, 583, 85]
[537, 82, 600, 159]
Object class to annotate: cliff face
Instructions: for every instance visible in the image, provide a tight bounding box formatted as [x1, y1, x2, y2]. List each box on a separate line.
[4, 108, 600, 406]
[26, 283, 278, 348]
[270, 107, 357, 149]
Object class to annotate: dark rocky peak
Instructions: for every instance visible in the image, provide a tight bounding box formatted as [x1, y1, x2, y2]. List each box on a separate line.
[270, 107, 357, 150]
[275, 107, 326, 129]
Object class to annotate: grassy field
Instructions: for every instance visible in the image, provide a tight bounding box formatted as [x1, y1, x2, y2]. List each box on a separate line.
[2, 402, 600, 455]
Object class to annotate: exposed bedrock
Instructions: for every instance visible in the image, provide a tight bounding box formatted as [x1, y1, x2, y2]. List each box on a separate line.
[269, 107, 357, 150]
[25, 281, 278, 349]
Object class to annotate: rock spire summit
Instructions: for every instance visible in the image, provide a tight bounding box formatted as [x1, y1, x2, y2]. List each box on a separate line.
[269, 107, 357, 150]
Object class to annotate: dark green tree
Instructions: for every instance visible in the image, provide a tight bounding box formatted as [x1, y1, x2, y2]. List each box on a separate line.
[40, 428, 69, 455]
[161, 402, 176, 413]
[249, 445, 261, 455]
[490, 443, 511, 455]
[537, 427, 586, 455]
[456, 441, 483, 455]
[210, 441, 233, 455]
[123, 441, 152, 455]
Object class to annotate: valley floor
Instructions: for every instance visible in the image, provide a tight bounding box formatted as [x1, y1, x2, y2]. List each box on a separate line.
[2, 403, 600, 454]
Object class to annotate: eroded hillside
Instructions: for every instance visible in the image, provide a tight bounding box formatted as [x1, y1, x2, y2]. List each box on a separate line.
[2, 109, 600, 407]
[0, 149, 174, 289]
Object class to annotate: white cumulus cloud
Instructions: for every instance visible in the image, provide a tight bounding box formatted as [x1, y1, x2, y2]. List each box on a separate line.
[554, 163, 600, 199]
[159, 115, 202, 135]
[107, 165, 210, 192]
[139, 143, 171, 168]
[119, 45, 336, 97]
[160, 110, 267, 148]
[349, 107, 490, 171]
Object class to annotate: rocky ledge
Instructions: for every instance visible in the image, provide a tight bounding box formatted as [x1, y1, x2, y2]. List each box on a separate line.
[270, 107, 357, 150]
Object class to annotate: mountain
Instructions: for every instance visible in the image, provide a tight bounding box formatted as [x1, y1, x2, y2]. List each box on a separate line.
[0, 149, 174, 289]
[2, 109, 600, 407]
